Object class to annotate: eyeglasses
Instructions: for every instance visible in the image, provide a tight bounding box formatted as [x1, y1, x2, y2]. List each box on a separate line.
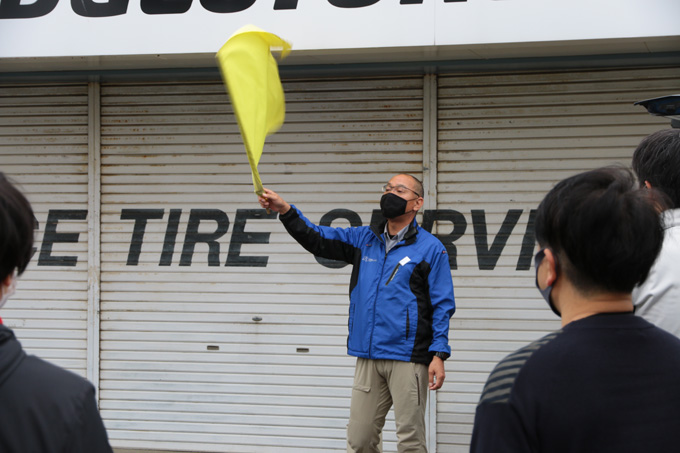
[382, 184, 421, 198]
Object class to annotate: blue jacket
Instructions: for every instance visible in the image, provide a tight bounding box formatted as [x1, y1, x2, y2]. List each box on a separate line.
[280, 205, 456, 364]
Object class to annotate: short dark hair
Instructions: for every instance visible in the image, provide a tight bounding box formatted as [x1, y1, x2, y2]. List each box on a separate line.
[632, 128, 680, 209]
[403, 174, 424, 198]
[0, 173, 35, 281]
[535, 167, 664, 294]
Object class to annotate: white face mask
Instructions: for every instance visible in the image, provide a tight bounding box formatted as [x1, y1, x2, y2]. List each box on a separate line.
[0, 272, 17, 310]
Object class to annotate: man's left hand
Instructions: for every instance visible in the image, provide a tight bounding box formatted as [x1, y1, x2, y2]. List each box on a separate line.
[429, 356, 446, 390]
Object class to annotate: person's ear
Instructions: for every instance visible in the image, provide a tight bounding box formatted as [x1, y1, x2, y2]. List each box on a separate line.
[540, 249, 558, 287]
[413, 197, 424, 212]
[644, 180, 652, 189]
[1, 274, 12, 290]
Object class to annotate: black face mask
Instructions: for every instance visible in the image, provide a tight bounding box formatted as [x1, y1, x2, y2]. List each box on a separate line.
[380, 193, 409, 219]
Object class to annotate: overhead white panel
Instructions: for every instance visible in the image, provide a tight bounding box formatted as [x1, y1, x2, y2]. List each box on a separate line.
[98, 76, 424, 452]
[435, 66, 680, 451]
[2, 0, 679, 59]
[0, 83, 90, 376]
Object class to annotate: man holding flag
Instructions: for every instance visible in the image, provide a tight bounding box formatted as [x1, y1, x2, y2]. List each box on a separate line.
[258, 174, 456, 452]
[218, 25, 454, 451]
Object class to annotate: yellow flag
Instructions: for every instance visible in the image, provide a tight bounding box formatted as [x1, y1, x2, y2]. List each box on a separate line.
[216, 25, 292, 195]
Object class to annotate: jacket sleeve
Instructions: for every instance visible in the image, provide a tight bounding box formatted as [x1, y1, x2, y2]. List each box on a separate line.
[427, 245, 456, 355]
[279, 205, 361, 264]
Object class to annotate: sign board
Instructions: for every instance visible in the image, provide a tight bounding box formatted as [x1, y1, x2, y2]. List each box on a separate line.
[1, 0, 679, 59]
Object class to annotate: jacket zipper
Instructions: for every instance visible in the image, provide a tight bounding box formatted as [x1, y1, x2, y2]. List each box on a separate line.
[368, 236, 388, 359]
[368, 227, 410, 359]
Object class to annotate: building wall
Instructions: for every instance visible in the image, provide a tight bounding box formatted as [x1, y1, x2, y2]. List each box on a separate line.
[0, 65, 678, 451]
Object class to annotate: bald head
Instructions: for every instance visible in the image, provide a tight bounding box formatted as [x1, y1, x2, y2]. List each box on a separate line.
[393, 174, 423, 199]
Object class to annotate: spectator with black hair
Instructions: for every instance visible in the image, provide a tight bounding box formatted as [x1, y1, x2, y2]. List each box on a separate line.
[0, 173, 113, 452]
[631, 128, 680, 337]
[470, 167, 680, 453]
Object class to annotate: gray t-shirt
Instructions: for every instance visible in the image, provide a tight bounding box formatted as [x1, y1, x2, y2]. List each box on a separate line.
[632, 208, 680, 338]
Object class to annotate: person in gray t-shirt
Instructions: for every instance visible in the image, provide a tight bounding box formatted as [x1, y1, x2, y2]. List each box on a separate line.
[631, 129, 680, 337]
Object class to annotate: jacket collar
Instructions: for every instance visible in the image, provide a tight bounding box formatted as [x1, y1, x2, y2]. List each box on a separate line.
[371, 217, 418, 244]
[663, 208, 680, 229]
[0, 325, 26, 388]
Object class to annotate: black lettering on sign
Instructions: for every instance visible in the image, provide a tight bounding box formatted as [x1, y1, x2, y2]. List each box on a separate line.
[472, 209, 523, 270]
[328, 0, 380, 7]
[0, 0, 473, 19]
[38, 210, 88, 267]
[199, 0, 255, 13]
[180, 209, 229, 267]
[108, 206, 537, 270]
[0, 0, 58, 18]
[226, 209, 277, 267]
[369, 209, 384, 230]
[274, 0, 297, 9]
[142, 0, 192, 14]
[159, 209, 182, 266]
[31, 214, 39, 259]
[516, 209, 536, 271]
[121, 209, 164, 266]
[422, 209, 467, 270]
[316, 209, 363, 269]
[400, 0, 467, 3]
[72, 0, 129, 17]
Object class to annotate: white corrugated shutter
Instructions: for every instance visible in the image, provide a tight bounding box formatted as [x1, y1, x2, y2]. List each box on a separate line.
[0, 83, 90, 376]
[3, 64, 676, 453]
[98, 77, 424, 452]
[436, 66, 680, 451]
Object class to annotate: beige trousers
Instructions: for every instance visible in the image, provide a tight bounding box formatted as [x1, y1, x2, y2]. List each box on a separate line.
[346, 358, 429, 453]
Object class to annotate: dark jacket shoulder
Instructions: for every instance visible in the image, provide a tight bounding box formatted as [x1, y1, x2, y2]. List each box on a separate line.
[0, 325, 112, 453]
